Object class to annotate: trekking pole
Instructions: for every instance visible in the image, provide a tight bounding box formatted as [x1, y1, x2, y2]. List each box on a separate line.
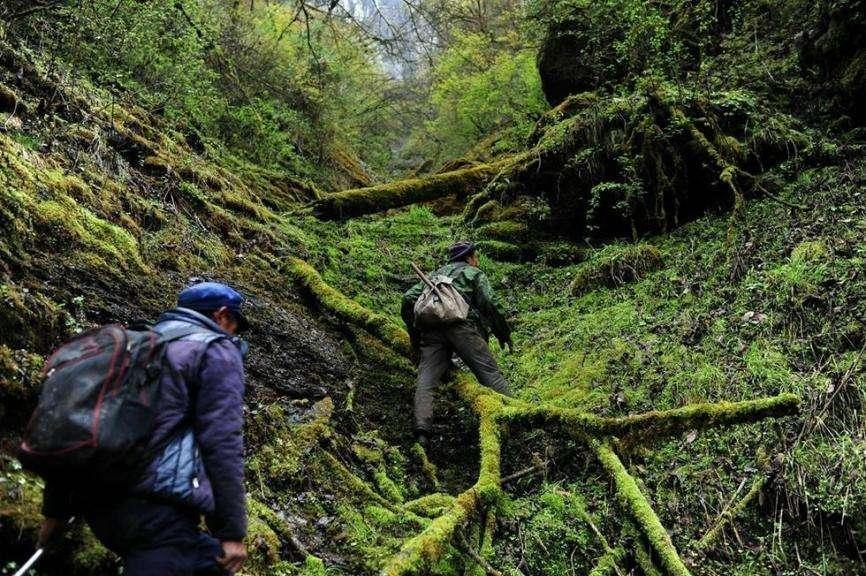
[12, 516, 76, 576]
[12, 549, 43, 576]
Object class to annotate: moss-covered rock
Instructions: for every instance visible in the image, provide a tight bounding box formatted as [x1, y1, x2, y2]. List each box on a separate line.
[569, 243, 662, 295]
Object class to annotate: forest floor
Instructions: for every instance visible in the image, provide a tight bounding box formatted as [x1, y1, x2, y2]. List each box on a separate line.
[296, 150, 866, 575]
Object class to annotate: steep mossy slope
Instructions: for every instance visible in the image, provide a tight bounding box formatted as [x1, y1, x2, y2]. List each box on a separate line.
[0, 35, 435, 576]
[301, 157, 866, 574]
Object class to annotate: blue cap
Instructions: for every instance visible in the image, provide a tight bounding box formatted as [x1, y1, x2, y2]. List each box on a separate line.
[178, 282, 249, 331]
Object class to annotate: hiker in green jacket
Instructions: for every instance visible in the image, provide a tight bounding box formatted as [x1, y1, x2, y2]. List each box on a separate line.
[401, 241, 513, 447]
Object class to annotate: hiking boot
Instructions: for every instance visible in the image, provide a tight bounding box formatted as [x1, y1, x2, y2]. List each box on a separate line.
[414, 430, 430, 450]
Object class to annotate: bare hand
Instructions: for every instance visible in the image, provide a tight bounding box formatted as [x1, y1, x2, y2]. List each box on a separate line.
[217, 540, 247, 574]
[38, 517, 62, 547]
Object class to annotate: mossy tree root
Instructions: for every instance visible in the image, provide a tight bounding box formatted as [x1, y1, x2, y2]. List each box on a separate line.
[634, 538, 665, 576]
[587, 546, 626, 576]
[693, 458, 776, 553]
[591, 439, 692, 576]
[381, 379, 504, 576]
[285, 258, 800, 575]
[504, 394, 800, 442]
[285, 256, 411, 356]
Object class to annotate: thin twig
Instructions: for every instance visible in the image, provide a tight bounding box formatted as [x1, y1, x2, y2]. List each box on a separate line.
[456, 530, 504, 576]
[501, 460, 549, 484]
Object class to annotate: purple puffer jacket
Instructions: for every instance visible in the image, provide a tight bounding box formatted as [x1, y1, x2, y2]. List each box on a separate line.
[135, 307, 248, 541]
[41, 308, 248, 541]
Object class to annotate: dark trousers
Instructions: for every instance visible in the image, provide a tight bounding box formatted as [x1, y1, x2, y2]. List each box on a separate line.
[414, 322, 511, 432]
[86, 498, 227, 576]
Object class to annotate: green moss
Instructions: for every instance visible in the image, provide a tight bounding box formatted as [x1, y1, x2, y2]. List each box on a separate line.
[0, 282, 69, 350]
[374, 466, 405, 504]
[410, 443, 441, 492]
[476, 220, 528, 241]
[591, 440, 691, 576]
[0, 345, 42, 421]
[247, 399, 333, 484]
[587, 546, 625, 576]
[34, 194, 146, 272]
[246, 498, 284, 571]
[403, 494, 455, 518]
[69, 525, 117, 575]
[313, 158, 523, 220]
[286, 257, 411, 355]
[300, 555, 327, 576]
[141, 221, 232, 271]
[0, 463, 43, 535]
[382, 376, 505, 576]
[570, 243, 663, 296]
[471, 200, 502, 223]
[765, 239, 831, 305]
[475, 240, 524, 262]
[219, 190, 276, 221]
[507, 394, 800, 442]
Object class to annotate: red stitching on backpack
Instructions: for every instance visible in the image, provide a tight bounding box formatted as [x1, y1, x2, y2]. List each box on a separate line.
[89, 326, 126, 448]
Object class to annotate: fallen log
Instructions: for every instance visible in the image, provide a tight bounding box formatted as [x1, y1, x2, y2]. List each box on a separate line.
[312, 158, 522, 220]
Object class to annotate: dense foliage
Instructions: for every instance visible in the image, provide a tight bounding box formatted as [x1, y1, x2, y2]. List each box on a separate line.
[411, 28, 547, 162]
[3, 0, 401, 183]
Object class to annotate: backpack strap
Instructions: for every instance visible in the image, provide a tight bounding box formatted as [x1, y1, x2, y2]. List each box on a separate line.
[154, 325, 217, 345]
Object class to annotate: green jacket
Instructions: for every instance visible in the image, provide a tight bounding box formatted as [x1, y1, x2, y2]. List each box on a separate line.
[401, 262, 511, 345]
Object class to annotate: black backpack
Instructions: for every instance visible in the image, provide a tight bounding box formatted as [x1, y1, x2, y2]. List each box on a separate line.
[18, 324, 202, 486]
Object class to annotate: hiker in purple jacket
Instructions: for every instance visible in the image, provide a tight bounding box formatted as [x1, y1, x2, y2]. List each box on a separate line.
[38, 282, 250, 576]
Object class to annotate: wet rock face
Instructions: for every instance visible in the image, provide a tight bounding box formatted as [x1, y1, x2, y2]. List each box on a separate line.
[799, 0, 866, 123]
[244, 299, 349, 402]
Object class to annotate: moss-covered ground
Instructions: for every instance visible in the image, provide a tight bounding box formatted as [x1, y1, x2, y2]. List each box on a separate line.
[292, 148, 866, 573]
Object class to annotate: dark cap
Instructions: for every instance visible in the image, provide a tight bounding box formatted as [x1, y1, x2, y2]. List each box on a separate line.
[178, 282, 249, 331]
[448, 241, 477, 262]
